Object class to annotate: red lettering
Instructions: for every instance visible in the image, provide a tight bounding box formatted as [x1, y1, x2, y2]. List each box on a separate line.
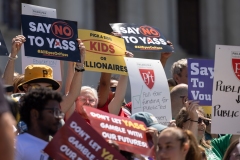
[109, 44, 115, 53]
[101, 43, 108, 52]
[54, 25, 63, 35]
[63, 26, 72, 36]
[90, 41, 97, 50]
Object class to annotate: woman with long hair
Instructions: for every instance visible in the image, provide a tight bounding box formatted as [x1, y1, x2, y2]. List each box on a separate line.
[156, 127, 202, 160]
[175, 105, 240, 160]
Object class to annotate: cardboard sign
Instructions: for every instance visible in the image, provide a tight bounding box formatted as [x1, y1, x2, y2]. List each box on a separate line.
[110, 23, 173, 53]
[78, 29, 127, 75]
[125, 57, 172, 126]
[44, 112, 126, 160]
[211, 45, 240, 134]
[84, 106, 154, 156]
[21, 3, 61, 81]
[21, 14, 80, 62]
[188, 59, 214, 118]
[0, 30, 9, 56]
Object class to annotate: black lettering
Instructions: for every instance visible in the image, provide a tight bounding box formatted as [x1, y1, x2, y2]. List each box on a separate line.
[115, 65, 120, 71]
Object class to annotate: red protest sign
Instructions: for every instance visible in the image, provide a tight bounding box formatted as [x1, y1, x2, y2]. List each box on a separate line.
[84, 106, 154, 156]
[44, 112, 126, 160]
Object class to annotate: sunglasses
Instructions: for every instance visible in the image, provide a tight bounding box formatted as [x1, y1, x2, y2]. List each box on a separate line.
[110, 87, 116, 92]
[185, 117, 211, 126]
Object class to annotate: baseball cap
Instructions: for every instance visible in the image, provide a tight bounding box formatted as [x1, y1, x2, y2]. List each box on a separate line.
[131, 112, 167, 132]
[17, 65, 60, 91]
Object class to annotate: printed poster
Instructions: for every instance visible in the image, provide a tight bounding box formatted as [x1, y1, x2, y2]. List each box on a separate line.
[211, 45, 240, 134]
[0, 30, 9, 56]
[188, 59, 214, 118]
[84, 106, 154, 156]
[125, 57, 172, 125]
[21, 15, 80, 62]
[21, 3, 61, 81]
[78, 29, 127, 75]
[44, 112, 126, 160]
[110, 23, 173, 53]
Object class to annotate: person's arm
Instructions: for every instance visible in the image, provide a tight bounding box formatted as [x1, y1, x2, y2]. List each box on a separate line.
[184, 100, 199, 139]
[61, 39, 85, 113]
[2, 35, 25, 85]
[160, 40, 173, 68]
[98, 73, 111, 107]
[108, 51, 133, 115]
[65, 62, 75, 95]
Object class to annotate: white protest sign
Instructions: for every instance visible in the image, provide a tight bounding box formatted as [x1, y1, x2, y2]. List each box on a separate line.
[125, 57, 172, 125]
[211, 45, 240, 134]
[21, 3, 61, 81]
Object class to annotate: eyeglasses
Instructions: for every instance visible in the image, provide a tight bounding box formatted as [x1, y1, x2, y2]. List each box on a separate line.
[110, 87, 116, 92]
[44, 107, 65, 119]
[184, 117, 211, 126]
[78, 97, 95, 103]
[29, 84, 53, 90]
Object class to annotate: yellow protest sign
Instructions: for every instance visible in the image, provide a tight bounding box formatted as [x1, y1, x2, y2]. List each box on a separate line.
[201, 106, 212, 119]
[78, 29, 127, 75]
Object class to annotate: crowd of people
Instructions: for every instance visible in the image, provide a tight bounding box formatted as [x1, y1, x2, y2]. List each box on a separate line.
[0, 32, 239, 160]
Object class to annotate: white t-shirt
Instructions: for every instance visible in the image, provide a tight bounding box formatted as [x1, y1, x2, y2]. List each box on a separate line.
[15, 133, 49, 160]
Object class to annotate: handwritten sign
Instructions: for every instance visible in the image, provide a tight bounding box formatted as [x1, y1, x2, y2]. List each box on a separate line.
[84, 106, 154, 156]
[211, 45, 240, 134]
[0, 30, 9, 56]
[21, 3, 61, 81]
[125, 57, 172, 125]
[110, 23, 173, 53]
[44, 112, 126, 160]
[78, 29, 127, 75]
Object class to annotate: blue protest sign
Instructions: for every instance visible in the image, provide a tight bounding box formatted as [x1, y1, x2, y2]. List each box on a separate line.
[110, 23, 173, 53]
[21, 15, 80, 62]
[188, 59, 214, 106]
[0, 30, 9, 56]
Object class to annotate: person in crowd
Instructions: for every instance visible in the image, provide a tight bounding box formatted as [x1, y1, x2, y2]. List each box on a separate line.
[15, 87, 63, 160]
[96, 50, 132, 118]
[168, 59, 187, 87]
[0, 78, 16, 160]
[2, 35, 86, 114]
[223, 139, 240, 160]
[13, 73, 24, 93]
[175, 106, 240, 160]
[156, 127, 202, 160]
[170, 84, 188, 119]
[131, 112, 167, 160]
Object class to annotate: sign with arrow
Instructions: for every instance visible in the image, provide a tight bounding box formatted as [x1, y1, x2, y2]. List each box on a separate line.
[236, 95, 240, 103]
[211, 45, 240, 135]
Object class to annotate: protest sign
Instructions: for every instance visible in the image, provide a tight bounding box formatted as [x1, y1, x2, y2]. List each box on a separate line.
[188, 59, 214, 117]
[78, 29, 127, 75]
[21, 15, 80, 62]
[84, 106, 154, 156]
[0, 30, 9, 56]
[21, 3, 61, 81]
[125, 57, 172, 126]
[110, 23, 173, 53]
[211, 45, 240, 134]
[44, 112, 126, 160]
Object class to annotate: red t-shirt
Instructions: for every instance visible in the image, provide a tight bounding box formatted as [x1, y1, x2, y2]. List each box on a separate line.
[97, 93, 130, 118]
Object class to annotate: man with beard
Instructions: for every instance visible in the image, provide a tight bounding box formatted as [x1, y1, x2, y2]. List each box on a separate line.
[15, 87, 63, 160]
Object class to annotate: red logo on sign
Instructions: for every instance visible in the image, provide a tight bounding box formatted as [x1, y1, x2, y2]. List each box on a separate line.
[232, 58, 240, 80]
[139, 69, 155, 89]
[139, 26, 160, 38]
[51, 21, 73, 39]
